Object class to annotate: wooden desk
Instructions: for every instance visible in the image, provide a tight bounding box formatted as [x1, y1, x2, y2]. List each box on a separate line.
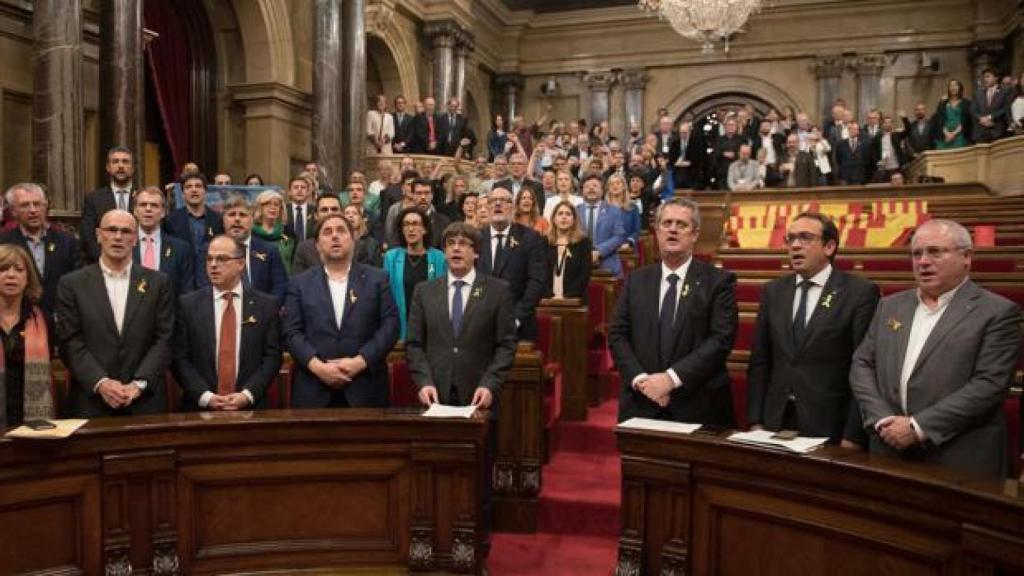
[537, 298, 589, 421]
[616, 427, 1024, 576]
[0, 410, 487, 575]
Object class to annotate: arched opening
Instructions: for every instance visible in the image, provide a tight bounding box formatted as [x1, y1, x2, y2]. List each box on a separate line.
[676, 92, 778, 124]
[368, 35, 404, 101]
[144, 0, 217, 182]
[463, 89, 481, 155]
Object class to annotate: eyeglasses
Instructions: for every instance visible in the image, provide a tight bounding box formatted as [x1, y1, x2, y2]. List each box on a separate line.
[490, 197, 512, 205]
[911, 245, 966, 260]
[402, 222, 423, 229]
[784, 232, 822, 245]
[205, 255, 243, 265]
[100, 226, 135, 236]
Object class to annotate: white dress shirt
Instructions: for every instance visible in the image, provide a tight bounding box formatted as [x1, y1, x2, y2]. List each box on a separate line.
[760, 135, 777, 165]
[94, 260, 147, 392]
[447, 269, 477, 320]
[632, 258, 694, 391]
[327, 270, 349, 329]
[200, 283, 254, 407]
[490, 225, 510, 265]
[899, 280, 966, 414]
[792, 264, 832, 325]
[138, 228, 163, 270]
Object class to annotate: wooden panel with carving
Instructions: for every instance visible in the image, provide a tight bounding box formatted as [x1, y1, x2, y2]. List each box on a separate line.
[538, 298, 589, 421]
[617, 427, 1024, 576]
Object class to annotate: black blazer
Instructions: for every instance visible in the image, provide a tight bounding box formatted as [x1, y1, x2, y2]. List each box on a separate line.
[80, 186, 134, 262]
[412, 112, 443, 154]
[406, 274, 518, 406]
[835, 137, 873, 185]
[172, 286, 282, 410]
[476, 223, 548, 341]
[746, 269, 880, 443]
[0, 227, 79, 317]
[132, 232, 195, 295]
[437, 113, 475, 156]
[545, 237, 592, 302]
[284, 203, 317, 243]
[392, 111, 415, 153]
[163, 207, 224, 275]
[610, 259, 738, 425]
[56, 264, 174, 417]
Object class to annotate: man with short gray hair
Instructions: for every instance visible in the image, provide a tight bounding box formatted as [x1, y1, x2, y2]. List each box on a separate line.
[851, 218, 1021, 478]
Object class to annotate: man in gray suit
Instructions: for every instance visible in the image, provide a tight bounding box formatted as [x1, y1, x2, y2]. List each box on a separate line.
[850, 219, 1021, 478]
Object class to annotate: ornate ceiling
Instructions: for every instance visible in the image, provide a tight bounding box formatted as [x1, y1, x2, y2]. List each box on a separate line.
[501, 0, 636, 13]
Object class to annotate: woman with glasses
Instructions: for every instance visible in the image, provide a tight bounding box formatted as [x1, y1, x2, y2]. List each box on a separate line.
[252, 190, 295, 274]
[382, 208, 447, 340]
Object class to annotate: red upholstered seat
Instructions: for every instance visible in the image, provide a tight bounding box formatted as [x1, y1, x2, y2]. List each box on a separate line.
[389, 359, 418, 408]
[536, 314, 563, 427]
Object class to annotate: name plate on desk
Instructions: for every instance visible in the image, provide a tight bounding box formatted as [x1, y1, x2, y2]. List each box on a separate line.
[726, 429, 829, 453]
[619, 417, 702, 435]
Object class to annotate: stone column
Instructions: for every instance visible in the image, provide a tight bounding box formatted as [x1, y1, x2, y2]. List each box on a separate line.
[583, 71, 616, 125]
[32, 0, 84, 214]
[453, 31, 474, 109]
[619, 68, 649, 139]
[99, 0, 145, 185]
[312, 0, 343, 190]
[813, 56, 844, 126]
[341, 0, 366, 179]
[425, 21, 459, 106]
[855, 54, 886, 122]
[494, 73, 525, 121]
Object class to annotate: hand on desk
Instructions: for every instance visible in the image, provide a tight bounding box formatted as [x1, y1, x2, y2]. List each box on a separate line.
[471, 387, 493, 409]
[210, 393, 250, 411]
[97, 379, 137, 409]
[418, 385, 439, 406]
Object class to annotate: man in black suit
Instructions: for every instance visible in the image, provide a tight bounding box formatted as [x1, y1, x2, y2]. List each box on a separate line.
[80, 146, 135, 262]
[173, 235, 281, 411]
[391, 95, 415, 154]
[901, 103, 933, 159]
[0, 183, 79, 319]
[476, 186, 547, 342]
[871, 116, 908, 181]
[57, 209, 174, 417]
[132, 187, 194, 295]
[163, 172, 224, 276]
[412, 179, 450, 249]
[610, 198, 738, 424]
[747, 212, 880, 444]
[292, 193, 344, 276]
[412, 96, 442, 155]
[713, 118, 747, 190]
[438, 97, 475, 157]
[669, 121, 701, 189]
[972, 68, 1010, 143]
[494, 152, 544, 212]
[835, 123, 873, 185]
[284, 175, 316, 245]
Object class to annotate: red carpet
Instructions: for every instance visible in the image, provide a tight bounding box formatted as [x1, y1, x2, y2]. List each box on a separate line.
[489, 398, 620, 575]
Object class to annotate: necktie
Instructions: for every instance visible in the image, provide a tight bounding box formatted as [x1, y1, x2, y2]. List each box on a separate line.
[428, 116, 436, 144]
[449, 114, 456, 143]
[588, 205, 597, 240]
[659, 273, 680, 365]
[494, 233, 505, 270]
[217, 292, 237, 396]
[116, 191, 126, 211]
[850, 138, 857, 152]
[451, 280, 466, 335]
[142, 236, 156, 270]
[793, 280, 811, 345]
[295, 205, 305, 242]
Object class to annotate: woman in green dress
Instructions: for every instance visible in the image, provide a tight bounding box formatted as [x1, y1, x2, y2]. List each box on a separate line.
[932, 79, 973, 149]
[252, 190, 296, 274]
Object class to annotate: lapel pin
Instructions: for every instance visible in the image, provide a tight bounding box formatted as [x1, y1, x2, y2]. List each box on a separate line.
[137, 279, 147, 294]
[472, 286, 484, 299]
[253, 251, 267, 262]
[888, 317, 902, 331]
[349, 289, 358, 305]
[164, 246, 172, 258]
[820, 291, 836, 309]
[681, 283, 691, 299]
[47, 243, 55, 253]
[243, 315, 257, 326]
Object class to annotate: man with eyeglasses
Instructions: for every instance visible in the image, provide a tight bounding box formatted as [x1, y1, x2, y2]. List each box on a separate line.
[172, 235, 281, 411]
[132, 187, 194, 295]
[851, 218, 1021, 478]
[747, 212, 879, 446]
[610, 198, 738, 425]
[57, 209, 174, 417]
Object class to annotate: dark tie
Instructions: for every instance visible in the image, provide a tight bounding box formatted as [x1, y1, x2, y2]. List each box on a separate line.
[850, 138, 857, 152]
[494, 233, 505, 270]
[116, 191, 127, 211]
[792, 280, 811, 345]
[449, 114, 456, 143]
[659, 273, 680, 365]
[295, 205, 305, 242]
[588, 205, 597, 239]
[451, 280, 466, 335]
[217, 292, 237, 396]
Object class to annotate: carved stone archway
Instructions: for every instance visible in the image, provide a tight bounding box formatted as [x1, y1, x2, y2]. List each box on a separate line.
[664, 75, 802, 122]
[367, 2, 419, 102]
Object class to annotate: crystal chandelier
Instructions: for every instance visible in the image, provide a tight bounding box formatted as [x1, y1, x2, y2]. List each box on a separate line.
[638, 0, 764, 54]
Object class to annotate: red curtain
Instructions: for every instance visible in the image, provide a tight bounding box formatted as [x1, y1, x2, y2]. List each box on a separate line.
[144, 1, 191, 170]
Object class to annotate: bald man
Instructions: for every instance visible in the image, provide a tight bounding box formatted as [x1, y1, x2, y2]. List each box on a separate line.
[57, 210, 175, 417]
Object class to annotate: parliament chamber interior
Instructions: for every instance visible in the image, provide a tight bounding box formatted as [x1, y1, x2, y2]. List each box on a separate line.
[0, 0, 1022, 574]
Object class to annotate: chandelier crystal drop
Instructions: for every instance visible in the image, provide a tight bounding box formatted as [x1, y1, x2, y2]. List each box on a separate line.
[638, 0, 764, 54]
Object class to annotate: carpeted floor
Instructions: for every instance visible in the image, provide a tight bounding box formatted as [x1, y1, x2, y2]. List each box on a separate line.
[489, 398, 620, 575]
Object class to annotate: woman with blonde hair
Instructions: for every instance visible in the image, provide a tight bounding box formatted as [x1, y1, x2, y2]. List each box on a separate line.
[542, 169, 582, 220]
[252, 189, 296, 274]
[605, 174, 640, 248]
[545, 201, 592, 302]
[514, 187, 549, 235]
[0, 244, 54, 428]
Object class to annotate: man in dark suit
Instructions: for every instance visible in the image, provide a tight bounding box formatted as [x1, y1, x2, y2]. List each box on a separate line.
[669, 121, 701, 189]
[132, 187, 194, 295]
[610, 198, 738, 424]
[776, 133, 816, 188]
[284, 214, 400, 408]
[412, 96, 442, 154]
[57, 209, 174, 417]
[438, 97, 475, 157]
[0, 183, 79, 318]
[972, 69, 1010, 143]
[163, 172, 224, 276]
[284, 175, 316, 245]
[292, 193, 344, 276]
[901, 103, 934, 159]
[476, 186, 547, 342]
[713, 118, 747, 190]
[494, 152, 544, 212]
[173, 235, 281, 410]
[835, 123, 873, 185]
[411, 179, 450, 248]
[747, 212, 880, 444]
[851, 219, 1021, 478]
[198, 195, 288, 306]
[80, 146, 135, 262]
[391, 95, 415, 154]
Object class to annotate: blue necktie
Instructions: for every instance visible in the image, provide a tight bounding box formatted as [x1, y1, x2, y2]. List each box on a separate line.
[451, 280, 466, 335]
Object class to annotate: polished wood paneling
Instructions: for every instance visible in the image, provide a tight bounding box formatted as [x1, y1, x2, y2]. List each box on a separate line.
[617, 427, 1024, 576]
[538, 298, 589, 421]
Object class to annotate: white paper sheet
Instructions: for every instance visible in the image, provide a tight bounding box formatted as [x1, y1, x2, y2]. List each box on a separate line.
[618, 417, 702, 435]
[726, 430, 829, 454]
[5, 419, 88, 440]
[422, 404, 478, 419]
